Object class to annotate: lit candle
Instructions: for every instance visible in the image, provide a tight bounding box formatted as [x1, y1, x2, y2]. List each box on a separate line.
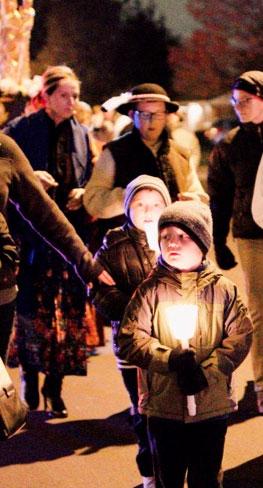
[144, 221, 160, 255]
[165, 303, 198, 416]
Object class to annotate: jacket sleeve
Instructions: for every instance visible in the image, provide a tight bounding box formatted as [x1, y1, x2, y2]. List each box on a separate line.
[83, 148, 125, 218]
[201, 285, 253, 376]
[207, 142, 235, 246]
[4, 134, 102, 282]
[0, 213, 19, 267]
[92, 245, 129, 321]
[169, 140, 209, 203]
[118, 286, 172, 374]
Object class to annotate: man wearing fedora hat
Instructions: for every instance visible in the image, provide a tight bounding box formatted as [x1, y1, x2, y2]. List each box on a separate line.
[83, 83, 208, 247]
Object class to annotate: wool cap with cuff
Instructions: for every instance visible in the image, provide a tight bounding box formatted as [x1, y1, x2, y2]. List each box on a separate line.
[158, 200, 213, 254]
[124, 174, 172, 217]
[231, 70, 263, 99]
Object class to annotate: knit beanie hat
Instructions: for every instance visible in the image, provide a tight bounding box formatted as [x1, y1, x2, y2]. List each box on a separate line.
[231, 71, 263, 99]
[158, 201, 213, 254]
[124, 175, 172, 217]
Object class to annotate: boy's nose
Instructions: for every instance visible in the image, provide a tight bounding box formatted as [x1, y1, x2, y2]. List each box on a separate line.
[168, 237, 180, 247]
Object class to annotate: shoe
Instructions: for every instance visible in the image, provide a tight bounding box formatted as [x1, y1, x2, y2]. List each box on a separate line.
[20, 368, 39, 410]
[42, 392, 68, 418]
[86, 347, 99, 357]
[256, 391, 263, 414]
[41, 374, 68, 418]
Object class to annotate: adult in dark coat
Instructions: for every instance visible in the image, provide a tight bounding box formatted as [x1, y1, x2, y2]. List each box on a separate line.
[0, 132, 112, 361]
[4, 65, 111, 417]
[207, 70, 263, 413]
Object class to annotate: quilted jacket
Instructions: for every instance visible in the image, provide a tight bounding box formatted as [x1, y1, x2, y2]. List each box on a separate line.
[118, 258, 253, 423]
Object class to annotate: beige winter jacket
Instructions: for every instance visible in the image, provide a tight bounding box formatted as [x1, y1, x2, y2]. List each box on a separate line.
[118, 259, 252, 423]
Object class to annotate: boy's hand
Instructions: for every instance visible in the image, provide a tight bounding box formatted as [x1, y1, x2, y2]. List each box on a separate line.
[66, 188, 85, 211]
[98, 269, 115, 286]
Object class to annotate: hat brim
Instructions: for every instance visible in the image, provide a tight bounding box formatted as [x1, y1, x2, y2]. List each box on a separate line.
[117, 99, 179, 115]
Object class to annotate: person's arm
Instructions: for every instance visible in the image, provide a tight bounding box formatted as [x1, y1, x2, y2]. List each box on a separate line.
[0, 213, 19, 268]
[92, 245, 130, 321]
[169, 141, 209, 203]
[200, 284, 253, 376]
[83, 148, 125, 218]
[189, 133, 201, 169]
[118, 285, 172, 373]
[207, 142, 237, 269]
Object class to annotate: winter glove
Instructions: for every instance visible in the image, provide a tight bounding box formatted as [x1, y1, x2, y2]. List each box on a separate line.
[169, 349, 208, 395]
[169, 349, 197, 374]
[177, 365, 208, 395]
[214, 244, 237, 270]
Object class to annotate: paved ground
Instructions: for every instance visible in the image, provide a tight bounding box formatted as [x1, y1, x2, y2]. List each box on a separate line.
[0, 237, 262, 488]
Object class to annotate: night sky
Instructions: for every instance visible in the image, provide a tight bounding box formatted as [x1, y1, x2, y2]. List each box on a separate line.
[140, 0, 199, 37]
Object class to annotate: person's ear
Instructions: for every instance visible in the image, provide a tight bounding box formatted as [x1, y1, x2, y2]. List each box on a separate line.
[41, 91, 49, 107]
[128, 109, 134, 120]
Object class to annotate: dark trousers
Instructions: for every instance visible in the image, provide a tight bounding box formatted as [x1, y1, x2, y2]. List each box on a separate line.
[148, 416, 228, 488]
[120, 368, 139, 411]
[120, 368, 154, 477]
[0, 300, 16, 362]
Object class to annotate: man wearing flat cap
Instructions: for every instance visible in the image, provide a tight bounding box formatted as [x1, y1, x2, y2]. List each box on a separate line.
[208, 70, 263, 413]
[83, 83, 208, 245]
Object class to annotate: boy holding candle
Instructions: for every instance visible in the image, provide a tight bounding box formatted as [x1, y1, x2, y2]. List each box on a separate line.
[118, 200, 253, 488]
[93, 174, 171, 488]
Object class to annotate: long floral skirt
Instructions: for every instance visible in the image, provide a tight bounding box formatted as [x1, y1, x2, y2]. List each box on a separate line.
[7, 248, 99, 376]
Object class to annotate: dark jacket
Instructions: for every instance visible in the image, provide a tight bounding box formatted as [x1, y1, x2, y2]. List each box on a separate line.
[118, 259, 253, 423]
[208, 123, 263, 243]
[4, 109, 92, 187]
[93, 222, 157, 319]
[0, 213, 19, 304]
[93, 223, 157, 353]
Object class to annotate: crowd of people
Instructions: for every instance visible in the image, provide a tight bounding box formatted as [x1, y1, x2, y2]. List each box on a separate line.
[0, 65, 263, 488]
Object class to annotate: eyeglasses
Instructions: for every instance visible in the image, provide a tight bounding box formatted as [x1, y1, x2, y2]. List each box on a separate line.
[134, 110, 167, 121]
[231, 96, 254, 108]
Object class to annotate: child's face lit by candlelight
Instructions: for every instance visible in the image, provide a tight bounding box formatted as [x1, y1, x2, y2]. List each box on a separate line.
[159, 225, 203, 271]
[129, 189, 166, 231]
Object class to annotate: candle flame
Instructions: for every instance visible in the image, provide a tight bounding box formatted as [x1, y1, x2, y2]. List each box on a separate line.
[165, 304, 198, 341]
[144, 222, 160, 253]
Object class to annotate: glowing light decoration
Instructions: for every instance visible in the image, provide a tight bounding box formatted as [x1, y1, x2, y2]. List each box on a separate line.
[0, 0, 35, 95]
[165, 303, 198, 416]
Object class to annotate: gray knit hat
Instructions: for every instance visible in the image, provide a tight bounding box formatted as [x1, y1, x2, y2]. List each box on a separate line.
[158, 200, 213, 254]
[124, 175, 171, 217]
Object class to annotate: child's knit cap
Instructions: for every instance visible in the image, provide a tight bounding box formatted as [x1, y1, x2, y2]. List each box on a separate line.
[124, 175, 171, 217]
[158, 200, 212, 254]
